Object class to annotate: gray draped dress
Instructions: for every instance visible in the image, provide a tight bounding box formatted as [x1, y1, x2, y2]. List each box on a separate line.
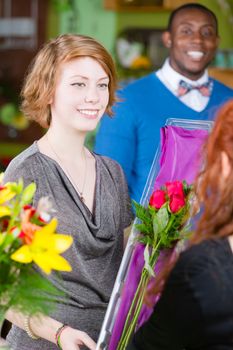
[4, 142, 133, 350]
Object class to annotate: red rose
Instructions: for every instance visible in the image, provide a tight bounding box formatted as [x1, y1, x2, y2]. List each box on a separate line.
[166, 181, 184, 198]
[149, 190, 166, 209]
[166, 181, 186, 213]
[169, 194, 185, 213]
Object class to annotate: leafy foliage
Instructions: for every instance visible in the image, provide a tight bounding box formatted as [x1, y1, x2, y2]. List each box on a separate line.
[0, 174, 73, 318]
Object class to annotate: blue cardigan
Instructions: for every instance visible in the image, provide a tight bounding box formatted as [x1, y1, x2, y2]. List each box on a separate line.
[95, 73, 233, 202]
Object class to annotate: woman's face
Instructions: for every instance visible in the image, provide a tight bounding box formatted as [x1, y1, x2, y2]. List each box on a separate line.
[50, 56, 109, 133]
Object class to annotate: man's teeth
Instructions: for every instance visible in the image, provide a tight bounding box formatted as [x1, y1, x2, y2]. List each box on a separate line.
[79, 110, 98, 116]
[187, 51, 204, 59]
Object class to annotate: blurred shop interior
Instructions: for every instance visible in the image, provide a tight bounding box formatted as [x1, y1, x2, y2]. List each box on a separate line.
[0, 0, 233, 168]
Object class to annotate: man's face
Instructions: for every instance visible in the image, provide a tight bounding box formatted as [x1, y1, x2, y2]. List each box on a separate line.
[163, 8, 219, 80]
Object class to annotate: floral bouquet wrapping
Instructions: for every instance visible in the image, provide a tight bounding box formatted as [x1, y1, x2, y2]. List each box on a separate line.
[0, 173, 73, 337]
[116, 180, 193, 349]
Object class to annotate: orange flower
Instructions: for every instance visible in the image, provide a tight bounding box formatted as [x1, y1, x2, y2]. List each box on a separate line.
[11, 218, 73, 274]
[20, 208, 41, 244]
[131, 56, 151, 70]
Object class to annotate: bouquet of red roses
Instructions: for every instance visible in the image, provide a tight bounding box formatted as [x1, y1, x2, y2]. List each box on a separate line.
[117, 180, 193, 349]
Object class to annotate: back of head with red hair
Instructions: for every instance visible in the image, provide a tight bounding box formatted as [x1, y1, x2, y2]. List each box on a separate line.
[193, 99, 233, 242]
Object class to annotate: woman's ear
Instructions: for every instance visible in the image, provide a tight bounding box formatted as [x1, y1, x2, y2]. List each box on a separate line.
[162, 31, 172, 49]
[221, 151, 231, 179]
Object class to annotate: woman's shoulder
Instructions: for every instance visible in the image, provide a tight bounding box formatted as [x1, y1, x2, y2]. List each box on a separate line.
[95, 153, 125, 176]
[172, 238, 230, 279]
[4, 143, 39, 182]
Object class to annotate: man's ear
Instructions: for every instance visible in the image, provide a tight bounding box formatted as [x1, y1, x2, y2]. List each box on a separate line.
[162, 31, 172, 49]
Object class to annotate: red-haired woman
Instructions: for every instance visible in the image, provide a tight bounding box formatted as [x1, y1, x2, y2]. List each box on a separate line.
[4, 34, 133, 350]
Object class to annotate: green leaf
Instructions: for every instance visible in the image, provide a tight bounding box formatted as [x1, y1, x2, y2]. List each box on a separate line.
[4, 267, 66, 317]
[134, 223, 152, 235]
[9, 178, 24, 195]
[133, 200, 153, 236]
[183, 181, 193, 196]
[153, 206, 169, 236]
[144, 244, 155, 277]
[137, 236, 153, 247]
[133, 201, 151, 221]
[21, 183, 36, 204]
[148, 205, 157, 217]
[17, 178, 24, 194]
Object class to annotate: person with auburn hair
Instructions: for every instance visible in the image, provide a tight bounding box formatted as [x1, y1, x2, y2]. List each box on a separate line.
[4, 34, 133, 350]
[127, 99, 233, 349]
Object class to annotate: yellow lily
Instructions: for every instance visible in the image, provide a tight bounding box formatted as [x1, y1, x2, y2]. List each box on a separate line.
[0, 184, 16, 205]
[0, 206, 11, 218]
[11, 218, 73, 274]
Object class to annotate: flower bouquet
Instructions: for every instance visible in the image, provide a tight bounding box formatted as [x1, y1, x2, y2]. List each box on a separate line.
[117, 180, 193, 349]
[0, 173, 73, 347]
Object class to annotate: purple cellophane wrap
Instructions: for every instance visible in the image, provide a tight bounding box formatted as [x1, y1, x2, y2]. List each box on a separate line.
[109, 126, 208, 349]
[154, 126, 208, 189]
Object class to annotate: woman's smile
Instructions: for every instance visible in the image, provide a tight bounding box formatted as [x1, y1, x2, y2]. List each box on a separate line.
[77, 108, 100, 119]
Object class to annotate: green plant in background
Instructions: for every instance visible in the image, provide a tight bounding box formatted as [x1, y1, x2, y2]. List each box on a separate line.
[52, 0, 78, 33]
[0, 103, 29, 131]
[0, 82, 29, 132]
[85, 128, 98, 151]
[52, 0, 74, 12]
[115, 35, 153, 81]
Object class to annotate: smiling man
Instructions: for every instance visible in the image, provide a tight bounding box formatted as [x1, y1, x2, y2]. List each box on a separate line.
[95, 3, 233, 203]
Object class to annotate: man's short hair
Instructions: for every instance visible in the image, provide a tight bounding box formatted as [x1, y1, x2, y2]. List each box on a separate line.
[167, 3, 218, 34]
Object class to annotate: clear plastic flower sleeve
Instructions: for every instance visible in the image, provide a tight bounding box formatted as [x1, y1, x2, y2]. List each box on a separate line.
[97, 118, 213, 350]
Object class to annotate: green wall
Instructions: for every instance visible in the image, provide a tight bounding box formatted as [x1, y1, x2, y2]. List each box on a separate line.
[58, 0, 233, 51]
[47, 1, 60, 39]
[117, 11, 169, 32]
[200, 0, 233, 49]
[59, 0, 117, 56]
[116, 0, 233, 49]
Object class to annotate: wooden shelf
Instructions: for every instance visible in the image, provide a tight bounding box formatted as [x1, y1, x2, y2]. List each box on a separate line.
[104, 5, 170, 12]
[208, 67, 233, 88]
[103, 0, 196, 12]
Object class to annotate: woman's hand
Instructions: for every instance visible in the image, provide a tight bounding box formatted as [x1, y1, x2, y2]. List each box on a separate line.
[6, 309, 96, 349]
[59, 326, 96, 350]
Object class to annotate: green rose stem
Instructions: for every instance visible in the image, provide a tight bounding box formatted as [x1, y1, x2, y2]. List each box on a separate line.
[117, 272, 149, 350]
[117, 214, 177, 350]
[121, 273, 150, 349]
[117, 237, 163, 350]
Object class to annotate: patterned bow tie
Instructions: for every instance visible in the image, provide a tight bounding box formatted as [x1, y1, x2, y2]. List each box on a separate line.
[177, 79, 213, 97]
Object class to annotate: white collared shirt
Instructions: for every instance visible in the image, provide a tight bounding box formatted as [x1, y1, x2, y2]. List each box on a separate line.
[156, 58, 210, 112]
